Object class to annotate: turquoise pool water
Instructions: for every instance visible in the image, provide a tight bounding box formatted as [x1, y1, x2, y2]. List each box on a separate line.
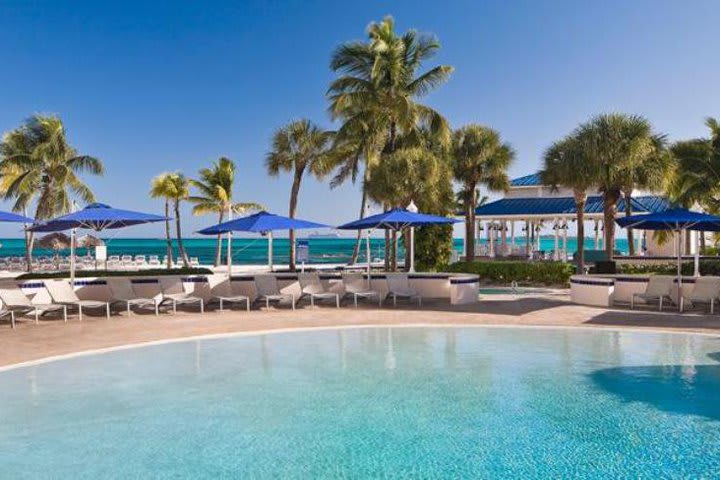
[1, 327, 719, 478]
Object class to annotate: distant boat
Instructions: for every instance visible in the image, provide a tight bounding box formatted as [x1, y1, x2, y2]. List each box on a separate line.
[306, 231, 342, 239]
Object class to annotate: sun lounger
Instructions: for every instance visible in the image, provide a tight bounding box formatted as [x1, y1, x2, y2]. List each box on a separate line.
[0, 285, 67, 328]
[342, 273, 382, 307]
[386, 274, 422, 307]
[687, 276, 720, 313]
[159, 277, 204, 314]
[148, 255, 161, 267]
[203, 274, 251, 311]
[254, 274, 295, 310]
[107, 277, 160, 316]
[299, 272, 340, 308]
[44, 279, 111, 321]
[631, 275, 674, 311]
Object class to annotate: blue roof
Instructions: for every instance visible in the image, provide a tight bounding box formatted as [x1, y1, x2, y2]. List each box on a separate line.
[338, 208, 459, 231]
[510, 173, 542, 187]
[616, 208, 720, 231]
[474, 195, 670, 217]
[198, 211, 327, 235]
[29, 203, 168, 232]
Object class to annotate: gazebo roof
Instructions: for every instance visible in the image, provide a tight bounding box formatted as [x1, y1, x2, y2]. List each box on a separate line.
[474, 195, 670, 218]
[509, 173, 543, 187]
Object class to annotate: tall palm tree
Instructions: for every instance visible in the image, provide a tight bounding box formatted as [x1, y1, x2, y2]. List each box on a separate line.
[0, 115, 103, 270]
[451, 125, 513, 261]
[188, 157, 262, 266]
[265, 119, 333, 270]
[327, 16, 453, 263]
[150, 172, 190, 268]
[574, 113, 658, 260]
[540, 136, 596, 272]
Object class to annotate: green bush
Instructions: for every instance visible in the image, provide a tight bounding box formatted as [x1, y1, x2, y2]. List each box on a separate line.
[618, 260, 720, 276]
[16, 267, 213, 280]
[446, 260, 575, 286]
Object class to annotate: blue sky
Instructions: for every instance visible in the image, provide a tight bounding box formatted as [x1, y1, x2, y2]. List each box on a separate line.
[0, 0, 718, 237]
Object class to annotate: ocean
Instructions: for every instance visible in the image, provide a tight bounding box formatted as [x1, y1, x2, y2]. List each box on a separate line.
[0, 236, 630, 265]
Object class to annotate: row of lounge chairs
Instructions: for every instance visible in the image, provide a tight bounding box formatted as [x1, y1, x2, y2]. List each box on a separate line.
[630, 275, 720, 313]
[0, 273, 423, 328]
[0, 255, 204, 272]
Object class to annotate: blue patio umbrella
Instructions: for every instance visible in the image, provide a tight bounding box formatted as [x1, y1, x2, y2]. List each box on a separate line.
[197, 211, 328, 272]
[29, 203, 169, 282]
[616, 208, 720, 310]
[0, 210, 33, 223]
[338, 207, 459, 273]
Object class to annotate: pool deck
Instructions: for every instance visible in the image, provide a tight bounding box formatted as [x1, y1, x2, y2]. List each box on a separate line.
[2, 291, 720, 368]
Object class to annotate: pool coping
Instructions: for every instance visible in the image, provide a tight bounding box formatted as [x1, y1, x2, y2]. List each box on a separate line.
[2, 323, 719, 373]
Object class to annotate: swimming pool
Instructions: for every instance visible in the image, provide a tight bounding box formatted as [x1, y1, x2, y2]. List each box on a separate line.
[1, 327, 719, 478]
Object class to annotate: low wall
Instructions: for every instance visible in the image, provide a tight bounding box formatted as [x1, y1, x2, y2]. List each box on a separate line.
[570, 274, 700, 308]
[7, 272, 480, 306]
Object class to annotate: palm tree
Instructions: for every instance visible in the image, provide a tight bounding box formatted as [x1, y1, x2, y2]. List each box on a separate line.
[540, 136, 596, 272]
[451, 125, 513, 261]
[265, 119, 333, 270]
[574, 113, 659, 260]
[150, 172, 190, 268]
[0, 115, 103, 270]
[188, 157, 262, 266]
[327, 16, 453, 263]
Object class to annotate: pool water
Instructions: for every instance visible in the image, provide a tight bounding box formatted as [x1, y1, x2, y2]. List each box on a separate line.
[1, 327, 720, 478]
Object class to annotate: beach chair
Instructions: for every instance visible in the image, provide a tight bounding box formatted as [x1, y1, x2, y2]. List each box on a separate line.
[190, 257, 200, 267]
[148, 255, 161, 267]
[687, 276, 720, 314]
[134, 255, 147, 267]
[44, 279, 111, 321]
[299, 272, 340, 308]
[120, 255, 134, 269]
[0, 285, 67, 328]
[386, 274, 422, 307]
[159, 277, 204, 314]
[107, 277, 160, 316]
[202, 274, 252, 311]
[342, 273, 382, 307]
[631, 276, 674, 311]
[254, 274, 295, 310]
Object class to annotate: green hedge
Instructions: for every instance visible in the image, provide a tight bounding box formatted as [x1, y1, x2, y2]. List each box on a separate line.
[618, 260, 720, 276]
[16, 267, 213, 280]
[446, 260, 575, 286]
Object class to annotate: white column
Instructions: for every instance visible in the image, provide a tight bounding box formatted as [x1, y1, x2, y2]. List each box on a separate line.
[488, 223, 495, 258]
[562, 221, 568, 261]
[553, 218, 560, 260]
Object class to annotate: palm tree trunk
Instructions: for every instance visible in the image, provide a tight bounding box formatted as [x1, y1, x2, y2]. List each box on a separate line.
[214, 210, 225, 266]
[700, 231, 706, 254]
[574, 191, 587, 274]
[24, 230, 34, 273]
[288, 170, 303, 271]
[174, 200, 190, 268]
[163, 200, 174, 268]
[464, 185, 476, 261]
[624, 191, 635, 256]
[350, 181, 368, 264]
[603, 189, 620, 260]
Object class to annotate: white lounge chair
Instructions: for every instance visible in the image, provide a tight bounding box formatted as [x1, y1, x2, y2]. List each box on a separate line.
[203, 274, 251, 311]
[148, 255, 161, 267]
[687, 276, 720, 314]
[342, 273, 381, 307]
[107, 277, 160, 316]
[299, 272, 340, 308]
[44, 280, 111, 321]
[631, 276, 674, 311]
[254, 274, 295, 310]
[0, 285, 67, 328]
[386, 274, 422, 307]
[159, 277, 204, 314]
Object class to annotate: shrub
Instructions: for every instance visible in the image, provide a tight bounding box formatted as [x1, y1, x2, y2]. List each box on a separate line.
[618, 260, 720, 276]
[16, 267, 213, 280]
[445, 260, 575, 286]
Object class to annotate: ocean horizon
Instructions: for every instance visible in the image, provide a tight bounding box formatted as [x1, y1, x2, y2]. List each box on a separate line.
[0, 236, 631, 265]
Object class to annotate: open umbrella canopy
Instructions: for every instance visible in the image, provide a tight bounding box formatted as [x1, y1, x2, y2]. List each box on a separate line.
[197, 211, 328, 235]
[29, 203, 168, 232]
[76, 234, 105, 248]
[36, 232, 72, 250]
[337, 208, 459, 231]
[616, 208, 720, 231]
[0, 210, 33, 223]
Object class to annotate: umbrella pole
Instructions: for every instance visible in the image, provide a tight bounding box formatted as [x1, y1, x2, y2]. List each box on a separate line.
[267, 231, 273, 272]
[227, 206, 233, 280]
[366, 229, 372, 288]
[694, 231, 700, 277]
[409, 226, 415, 273]
[70, 228, 76, 287]
[677, 229, 683, 312]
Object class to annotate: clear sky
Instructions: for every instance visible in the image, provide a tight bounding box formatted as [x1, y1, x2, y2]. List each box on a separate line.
[0, 0, 718, 238]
